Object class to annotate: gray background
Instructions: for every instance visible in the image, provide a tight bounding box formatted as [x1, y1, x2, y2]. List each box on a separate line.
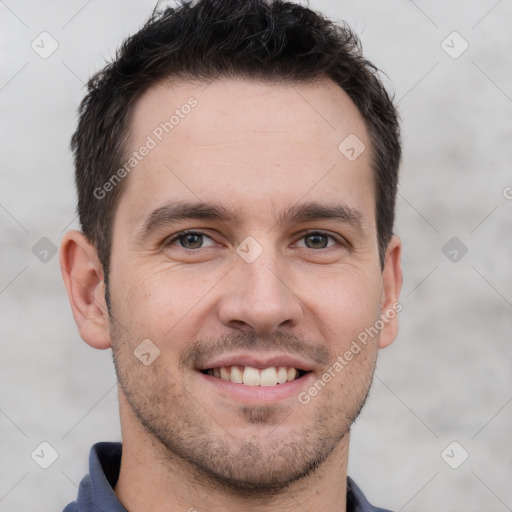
[1, 1, 511, 511]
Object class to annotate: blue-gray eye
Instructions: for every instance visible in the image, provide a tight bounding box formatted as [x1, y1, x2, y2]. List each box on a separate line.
[296, 232, 336, 249]
[169, 231, 216, 249]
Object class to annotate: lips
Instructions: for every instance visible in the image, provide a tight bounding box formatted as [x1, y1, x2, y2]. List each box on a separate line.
[197, 353, 314, 387]
[198, 353, 315, 372]
[198, 366, 315, 403]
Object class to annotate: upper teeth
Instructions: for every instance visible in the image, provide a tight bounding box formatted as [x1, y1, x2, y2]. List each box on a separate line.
[207, 365, 299, 386]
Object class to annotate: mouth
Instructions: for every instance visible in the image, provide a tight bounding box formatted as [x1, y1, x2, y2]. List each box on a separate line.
[199, 365, 310, 386]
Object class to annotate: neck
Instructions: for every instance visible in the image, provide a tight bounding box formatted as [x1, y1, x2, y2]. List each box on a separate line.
[114, 393, 349, 512]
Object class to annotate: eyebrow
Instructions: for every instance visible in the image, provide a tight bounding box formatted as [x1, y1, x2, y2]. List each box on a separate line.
[137, 199, 365, 240]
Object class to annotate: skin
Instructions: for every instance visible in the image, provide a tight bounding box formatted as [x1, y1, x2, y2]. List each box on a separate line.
[60, 77, 402, 512]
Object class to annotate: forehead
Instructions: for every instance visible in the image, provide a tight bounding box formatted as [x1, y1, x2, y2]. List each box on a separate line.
[117, 77, 374, 230]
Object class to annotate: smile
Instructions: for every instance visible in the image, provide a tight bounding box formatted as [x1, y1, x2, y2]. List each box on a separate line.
[200, 365, 309, 386]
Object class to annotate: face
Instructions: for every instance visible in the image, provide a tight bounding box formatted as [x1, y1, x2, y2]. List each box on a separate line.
[105, 78, 400, 491]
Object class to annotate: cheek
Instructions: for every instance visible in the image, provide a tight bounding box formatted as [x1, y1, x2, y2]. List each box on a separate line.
[115, 264, 219, 347]
[301, 267, 382, 348]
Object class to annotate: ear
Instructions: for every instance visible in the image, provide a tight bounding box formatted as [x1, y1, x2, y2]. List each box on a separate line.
[378, 235, 403, 349]
[60, 230, 111, 349]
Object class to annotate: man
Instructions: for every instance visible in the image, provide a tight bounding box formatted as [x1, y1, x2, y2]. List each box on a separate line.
[60, 0, 402, 510]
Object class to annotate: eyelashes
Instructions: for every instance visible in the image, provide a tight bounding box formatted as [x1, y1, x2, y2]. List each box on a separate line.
[166, 230, 217, 250]
[165, 229, 347, 251]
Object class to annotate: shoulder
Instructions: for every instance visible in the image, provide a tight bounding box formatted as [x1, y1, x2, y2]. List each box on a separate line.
[347, 477, 394, 512]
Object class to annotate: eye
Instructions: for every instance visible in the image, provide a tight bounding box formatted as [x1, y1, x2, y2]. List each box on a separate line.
[295, 231, 339, 249]
[166, 230, 217, 249]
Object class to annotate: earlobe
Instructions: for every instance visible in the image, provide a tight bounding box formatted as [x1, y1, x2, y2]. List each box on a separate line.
[378, 235, 403, 349]
[60, 230, 112, 349]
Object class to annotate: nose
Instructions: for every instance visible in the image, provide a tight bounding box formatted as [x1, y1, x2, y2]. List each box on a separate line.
[218, 250, 303, 335]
